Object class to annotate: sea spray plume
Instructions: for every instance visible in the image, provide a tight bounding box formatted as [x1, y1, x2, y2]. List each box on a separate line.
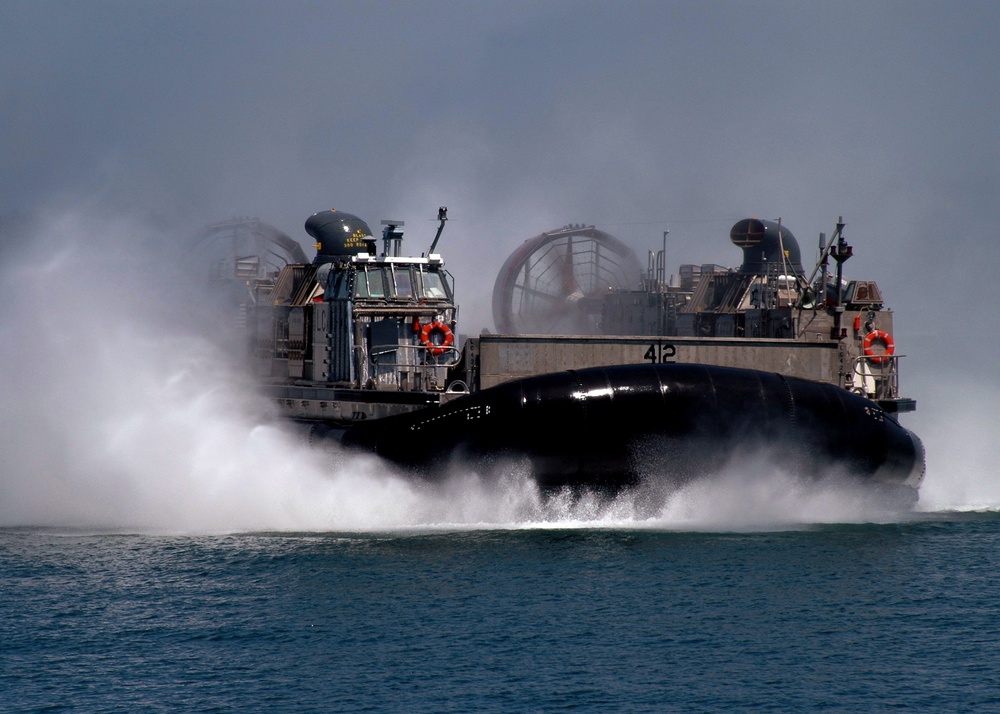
[646, 450, 916, 531]
[395, 447, 913, 532]
[911, 377, 1000, 513]
[0, 209, 436, 532]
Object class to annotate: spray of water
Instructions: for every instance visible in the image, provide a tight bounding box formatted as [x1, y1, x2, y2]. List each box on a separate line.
[910, 378, 1000, 513]
[0, 210, 994, 533]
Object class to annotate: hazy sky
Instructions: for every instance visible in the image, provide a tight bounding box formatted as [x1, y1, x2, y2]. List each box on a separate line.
[3, 0, 998, 373]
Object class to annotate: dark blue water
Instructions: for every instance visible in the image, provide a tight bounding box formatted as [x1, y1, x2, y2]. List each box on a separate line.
[5, 515, 1000, 712]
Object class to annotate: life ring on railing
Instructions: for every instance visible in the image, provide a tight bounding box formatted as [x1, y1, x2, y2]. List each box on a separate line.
[863, 329, 895, 364]
[420, 321, 454, 356]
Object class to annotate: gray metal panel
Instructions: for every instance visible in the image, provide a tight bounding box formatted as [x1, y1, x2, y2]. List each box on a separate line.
[714, 314, 735, 337]
[676, 314, 696, 336]
[370, 318, 401, 350]
[318, 301, 353, 383]
[335, 302, 354, 383]
[288, 308, 306, 379]
[475, 334, 839, 389]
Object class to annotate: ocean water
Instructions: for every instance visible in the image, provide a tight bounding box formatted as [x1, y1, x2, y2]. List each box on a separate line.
[4, 514, 1000, 713]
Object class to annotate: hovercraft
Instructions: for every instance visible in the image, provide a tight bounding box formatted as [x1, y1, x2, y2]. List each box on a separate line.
[203, 209, 924, 499]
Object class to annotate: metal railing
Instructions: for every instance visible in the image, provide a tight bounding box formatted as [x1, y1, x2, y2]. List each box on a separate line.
[369, 342, 461, 367]
[360, 342, 461, 392]
[851, 354, 903, 400]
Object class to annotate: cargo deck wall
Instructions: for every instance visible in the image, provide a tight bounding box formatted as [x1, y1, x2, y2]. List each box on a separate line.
[469, 335, 841, 390]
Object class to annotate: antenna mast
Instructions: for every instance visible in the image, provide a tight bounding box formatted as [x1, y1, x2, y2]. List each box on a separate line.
[428, 207, 448, 255]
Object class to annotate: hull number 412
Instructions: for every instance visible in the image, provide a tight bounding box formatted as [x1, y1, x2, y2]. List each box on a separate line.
[644, 341, 677, 363]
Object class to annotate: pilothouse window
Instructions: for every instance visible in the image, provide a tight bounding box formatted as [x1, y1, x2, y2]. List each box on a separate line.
[352, 265, 450, 301]
[368, 268, 386, 298]
[355, 267, 386, 298]
[420, 270, 448, 299]
[392, 266, 414, 298]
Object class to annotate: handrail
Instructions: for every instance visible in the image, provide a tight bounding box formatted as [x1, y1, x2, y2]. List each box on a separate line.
[851, 354, 903, 400]
[369, 342, 461, 368]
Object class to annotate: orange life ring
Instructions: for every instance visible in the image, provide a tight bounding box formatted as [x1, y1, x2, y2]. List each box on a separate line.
[863, 329, 895, 364]
[419, 321, 454, 356]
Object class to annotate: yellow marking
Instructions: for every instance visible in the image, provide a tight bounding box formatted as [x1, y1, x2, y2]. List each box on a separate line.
[344, 229, 368, 248]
